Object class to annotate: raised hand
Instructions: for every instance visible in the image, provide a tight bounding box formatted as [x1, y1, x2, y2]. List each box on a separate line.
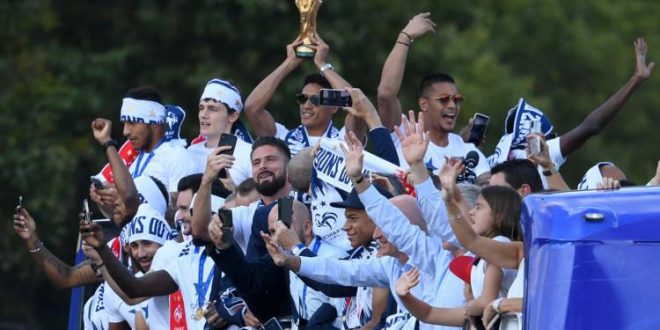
[634, 38, 654, 80]
[91, 118, 113, 145]
[395, 267, 421, 297]
[208, 214, 231, 250]
[203, 146, 235, 184]
[286, 36, 305, 66]
[260, 231, 288, 267]
[273, 221, 302, 250]
[401, 12, 436, 41]
[439, 157, 465, 199]
[80, 220, 105, 249]
[394, 110, 429, 166]
[342, 88, 382, 129]
[13, 207, 37, 242]
[526, 133, 553, 169]
[340, 131, 365, 180]
[311, 32, 331, 68]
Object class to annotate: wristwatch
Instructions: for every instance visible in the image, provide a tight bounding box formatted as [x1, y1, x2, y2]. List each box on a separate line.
[542, 164, 559, 177]
[319, 63, 334, 76]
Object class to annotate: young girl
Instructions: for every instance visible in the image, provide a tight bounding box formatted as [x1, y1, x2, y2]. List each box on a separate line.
[396, 161, 523, 329]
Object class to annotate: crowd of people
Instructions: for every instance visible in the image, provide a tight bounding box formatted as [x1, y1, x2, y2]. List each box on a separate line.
[12, 12, 658, 330]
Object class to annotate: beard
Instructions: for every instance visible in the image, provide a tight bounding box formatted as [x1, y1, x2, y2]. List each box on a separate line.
[255, 172, 287, 196]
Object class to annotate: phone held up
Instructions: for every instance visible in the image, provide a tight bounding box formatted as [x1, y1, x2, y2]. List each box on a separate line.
[219, 208, 233, 232]
[217, 133, 238, 179]
[278, 196, 294, 228]
[319, 89, 352, 107]
[468, 113, 490, 146]
[82, 199, 91, 225]
[90, 176, 105, 190]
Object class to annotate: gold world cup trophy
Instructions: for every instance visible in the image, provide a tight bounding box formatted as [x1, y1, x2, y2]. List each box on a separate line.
[295, 0, 322, 58]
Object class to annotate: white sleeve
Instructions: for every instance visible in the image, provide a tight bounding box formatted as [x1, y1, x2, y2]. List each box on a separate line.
[231, 205, 255, 254]
[389, 129, 409, 169]
[359, 185, 455, 276]
[274, 122, 290, 140]
[163, 258, 181, 287]
[546, 137, 566, 169]
[413, 179, 459, 245]
[165, 150, 197, 193]
[298, 256, 389, 288]
[103, 284, 124, 323]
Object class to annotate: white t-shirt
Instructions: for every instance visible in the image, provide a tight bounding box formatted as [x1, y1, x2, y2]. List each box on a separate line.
[274, 122, 346, 156]
[470, 236, 518, 299]
[147, 240, 188, 330]
[230, 200, 263, 254]
[129, 140, 197, 193]
[392, 131, 490, 184]
[104, 273, 151, 328]
[164, 242, 216, 330]
[290, 237, 348, 329]
[310, 182, 351, 252]
[186, 138, 253, 186]
[83, 283, 108, 330]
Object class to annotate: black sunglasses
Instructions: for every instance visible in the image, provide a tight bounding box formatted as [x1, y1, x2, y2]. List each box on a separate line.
[295, 93, 320, 106]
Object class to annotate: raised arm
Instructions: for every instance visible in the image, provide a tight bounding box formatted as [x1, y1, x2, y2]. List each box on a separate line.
[13, 207, 99, 288]
[395, 268, 464, 326]
[559, 38, 654, 157]
[80, 221, 178, 298]
[92, 118, 140, 226]
[243, 37, 304, 137]
[377, 13, 436, 130]
[527, 133, 570, 191]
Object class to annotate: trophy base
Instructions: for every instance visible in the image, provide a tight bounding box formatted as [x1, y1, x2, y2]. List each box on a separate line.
[295, 45, 316, 58]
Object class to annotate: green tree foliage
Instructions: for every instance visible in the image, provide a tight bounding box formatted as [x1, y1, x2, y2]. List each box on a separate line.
[0, 0, 657, 327]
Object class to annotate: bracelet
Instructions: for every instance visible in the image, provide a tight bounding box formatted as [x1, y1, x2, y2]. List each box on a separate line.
[447, 213, 463, 221]
[91, 262, 105, 272]
[396, 40, 410, 47]
[28, 241, 44, 253]
[102, 139, 120, 152]
[400, 31, 414, 43]
[354, 175, 365, 185]
[491, 298, 504, 313]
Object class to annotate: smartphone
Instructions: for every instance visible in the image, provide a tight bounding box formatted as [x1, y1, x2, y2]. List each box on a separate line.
[90, 176, 105, 190]
[18, 195, 23, 213]
[262, 318, 284, 330]
[278, 196, 294, 228]
[468, 113, 490, 146]
[319, 89, 352, 107]
[82, 199, 91, 224]
[217, 133, 238, 179]
[219, 208, 233, 231]
[528, 118, 542, 156]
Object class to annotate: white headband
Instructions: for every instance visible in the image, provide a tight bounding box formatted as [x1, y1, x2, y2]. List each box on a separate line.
[128, 204, 172, 245]
[200, 79, 243, 113]
[120, 98, 166, 124]
[577, 162, 614, 190]
[134, 176, 168, 216]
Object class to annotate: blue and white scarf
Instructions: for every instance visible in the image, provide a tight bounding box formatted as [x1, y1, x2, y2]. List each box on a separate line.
[285, 121, 339, 156]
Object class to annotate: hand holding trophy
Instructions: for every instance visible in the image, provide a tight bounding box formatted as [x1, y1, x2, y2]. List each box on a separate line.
[295, 0, 323, 58]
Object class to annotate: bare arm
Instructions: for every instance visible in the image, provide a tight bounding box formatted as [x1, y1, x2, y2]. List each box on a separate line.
[527, 134, 570, 191]
[244, 38, 304, 137]
[466, 263, 502, 316]
[362, 287, 390, 330]
[377, 13, 436, 130]
[559, 38, 654, 157]
[445, 199, 523, 269]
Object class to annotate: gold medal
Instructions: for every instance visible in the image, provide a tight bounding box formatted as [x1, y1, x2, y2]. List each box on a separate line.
[193, 307, 204, 321]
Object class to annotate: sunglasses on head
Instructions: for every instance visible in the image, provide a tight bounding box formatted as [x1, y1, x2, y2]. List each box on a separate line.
[295, 93, 320, 106]
[435, 94, 464, 106]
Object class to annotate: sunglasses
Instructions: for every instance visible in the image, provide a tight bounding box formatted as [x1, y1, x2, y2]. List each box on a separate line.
[435, 94, 464, 106]
[295, 93, 320, 106]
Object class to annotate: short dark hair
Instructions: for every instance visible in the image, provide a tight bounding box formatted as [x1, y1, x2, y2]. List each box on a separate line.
[480, 185, 523, 241]
[419, 73, 456, 96]
[302, 73, 332, 90]
[491, 159, 543, 193]
[125, 86, 163, 104]
[251, 136, 291, 160]
[177, 174, 203, 194]
[148, 176, 169, 208]
[236, 178, 257, 196]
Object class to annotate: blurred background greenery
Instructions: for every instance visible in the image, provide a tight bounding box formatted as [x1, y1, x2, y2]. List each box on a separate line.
[1, 0, 658, 328]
